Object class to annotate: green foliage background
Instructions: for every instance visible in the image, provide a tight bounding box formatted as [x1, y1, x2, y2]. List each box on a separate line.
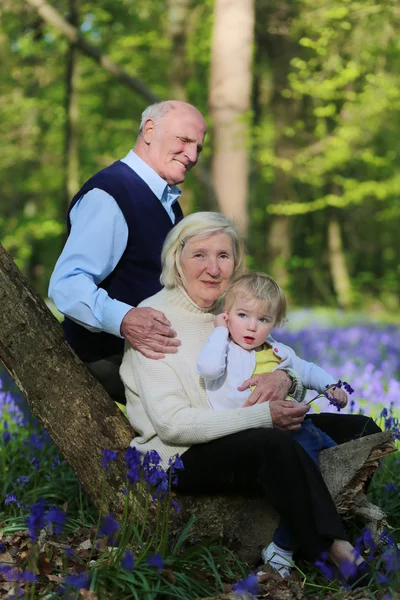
[0, 0, 399, 310]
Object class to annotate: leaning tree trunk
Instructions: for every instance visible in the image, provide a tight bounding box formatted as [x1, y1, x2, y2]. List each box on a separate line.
[0, 242, 133, 515]
[209, 0, 254, 235]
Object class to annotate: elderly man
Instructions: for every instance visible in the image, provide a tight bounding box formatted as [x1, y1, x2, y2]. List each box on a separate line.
[49, 101, 207, 403]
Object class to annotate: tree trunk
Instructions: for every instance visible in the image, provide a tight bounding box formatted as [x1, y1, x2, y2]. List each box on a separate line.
[63, 0, 80, 219]
[209, 0, 255, 235]
[0, 242, 133, 515]
[327, 215, 354, 309]
[167, 0, 190, 102]
[267, 215, 291, 290]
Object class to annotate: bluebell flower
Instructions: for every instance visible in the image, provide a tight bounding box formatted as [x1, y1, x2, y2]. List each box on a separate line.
[21, 570, 37, 583]
[5, 493, 21, 508]
[121, 549, 134, 571]
[343, 381, 355, 394]
[3, 421, 11, 445]
[384, 482, 398, 493]
[101, 449, 117, 472]
[51, 456, 62, 470]
[125, 447, 142, 486]
[171, 499, 181, 513]
[146, 553, 164, 571]
[46, 506, 66, 534]
[26, 498, 46, 542]
[0, 543, 6, 553]
[315, 551, 335, 580]
[338, 558, 358, 581]
[30, 457, 40, 471]
[232, 573, 259, 597]
[0, 564, 21, 581]
[16, 476, 30, 486]
[97, 514, 119, 543]
[64, 572, 90, 590]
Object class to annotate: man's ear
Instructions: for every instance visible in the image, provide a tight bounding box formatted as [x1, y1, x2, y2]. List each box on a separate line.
[141, 119, 155, 144]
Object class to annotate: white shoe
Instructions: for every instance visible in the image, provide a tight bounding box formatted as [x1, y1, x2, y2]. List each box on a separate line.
[262, 542, 293, 579]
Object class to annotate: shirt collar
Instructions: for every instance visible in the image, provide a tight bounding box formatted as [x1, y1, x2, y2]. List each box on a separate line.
[121, 150, 181, 201]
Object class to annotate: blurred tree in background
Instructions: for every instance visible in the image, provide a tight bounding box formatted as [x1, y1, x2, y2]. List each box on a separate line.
[0, 0, 399, 311]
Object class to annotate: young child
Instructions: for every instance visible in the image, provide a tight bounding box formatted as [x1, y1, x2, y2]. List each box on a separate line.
[197, 272, 348, 578]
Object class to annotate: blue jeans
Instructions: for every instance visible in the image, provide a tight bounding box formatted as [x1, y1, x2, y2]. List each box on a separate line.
[273, 420, 337, 551]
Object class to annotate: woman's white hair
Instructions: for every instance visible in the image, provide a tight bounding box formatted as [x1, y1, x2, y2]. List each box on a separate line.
[139, 102, 175, 133]
[161, 212, 245, 289]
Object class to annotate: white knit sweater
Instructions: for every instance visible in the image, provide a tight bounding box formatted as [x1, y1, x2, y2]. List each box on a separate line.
[120, 286, 274, 467]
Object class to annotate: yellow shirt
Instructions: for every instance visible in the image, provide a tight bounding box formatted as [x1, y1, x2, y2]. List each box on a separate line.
[251, 344, 293, 402]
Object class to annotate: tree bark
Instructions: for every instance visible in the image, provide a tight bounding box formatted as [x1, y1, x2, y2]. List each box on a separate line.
[0, 242, 133, 515]
[327, 214, 354, 309]
[209, 0, 255, 235]
[167, 0, 190, 102]
[63, 0, 80, 219]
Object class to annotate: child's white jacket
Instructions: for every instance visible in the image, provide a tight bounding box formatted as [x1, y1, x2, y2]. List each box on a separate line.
[196, 327, 336, 411]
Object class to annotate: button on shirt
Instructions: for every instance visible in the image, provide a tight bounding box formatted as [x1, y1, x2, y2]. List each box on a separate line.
[48, 150, 182, 338]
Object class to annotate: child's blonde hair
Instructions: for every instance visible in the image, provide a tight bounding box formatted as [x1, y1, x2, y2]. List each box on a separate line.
[223, 272, 287, 326]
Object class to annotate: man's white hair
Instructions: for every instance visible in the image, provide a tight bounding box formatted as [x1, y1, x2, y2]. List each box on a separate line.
[139, 102, 176, 133]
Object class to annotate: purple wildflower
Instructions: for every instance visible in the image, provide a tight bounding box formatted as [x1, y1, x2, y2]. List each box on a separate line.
[146, 553, 164, 571]
[0, 564, 21, 581]
[101, 449, 117, 473]
[143, 450, 167, 488]
[46, 506, 66, 534]
[26, 498, 46, 542]
[171, 499, 181, 513]
[125, 447, 142, 486]
[0, 543, 6, 553]
[343, 381, 354, 394]
[338, 558, 358, 581]
[16, 476, 30, 486]
[121, 549, 134, 571]
[97, 514, 119, 543]
[384, 482, 399, 493]
[51, 456, 61, 470]
[315, 551, 335, 580]
[3, 421, 11, 445]
[64, 572, 90, 590]
[168, 454, 185, 486]
[324, 392, 342, 412]
[5, 494, 21, 508]
[232, 573, 259, 597]
[21, 570, 37, 583]
[30, 457, 40, 471]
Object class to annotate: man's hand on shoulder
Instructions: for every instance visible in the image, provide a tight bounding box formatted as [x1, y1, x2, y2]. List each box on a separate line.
[120, 308, 181, 359]
[239, 370, 292, 406]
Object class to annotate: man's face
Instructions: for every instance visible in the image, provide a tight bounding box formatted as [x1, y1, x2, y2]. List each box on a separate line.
[143, 107, 207, 185]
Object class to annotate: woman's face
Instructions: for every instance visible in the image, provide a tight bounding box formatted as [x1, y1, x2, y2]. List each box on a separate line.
[180, 232, 235, 308]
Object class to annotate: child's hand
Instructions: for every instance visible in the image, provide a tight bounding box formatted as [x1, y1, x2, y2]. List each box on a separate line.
[327, 386, 348, 408]
[214, 313, 229, 328]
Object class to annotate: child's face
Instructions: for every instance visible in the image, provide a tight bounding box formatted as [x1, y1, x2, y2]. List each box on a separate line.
[226, 294, 277, 351]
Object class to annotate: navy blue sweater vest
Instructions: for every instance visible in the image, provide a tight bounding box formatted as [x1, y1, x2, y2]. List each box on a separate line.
[63, 160, 183, 362]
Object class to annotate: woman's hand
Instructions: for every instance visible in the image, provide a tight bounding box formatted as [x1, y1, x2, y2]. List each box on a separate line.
[327, 387, 348, 408]
[269, 401, 310, 431]
[239, 371, 292, 405]
[214, 313, 229, 328]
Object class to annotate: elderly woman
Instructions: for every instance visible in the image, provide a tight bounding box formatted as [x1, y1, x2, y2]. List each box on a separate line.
[121, 212, 378, 586]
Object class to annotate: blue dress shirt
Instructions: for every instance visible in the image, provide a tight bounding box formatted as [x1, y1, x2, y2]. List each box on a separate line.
[48, 150, 181, 338]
